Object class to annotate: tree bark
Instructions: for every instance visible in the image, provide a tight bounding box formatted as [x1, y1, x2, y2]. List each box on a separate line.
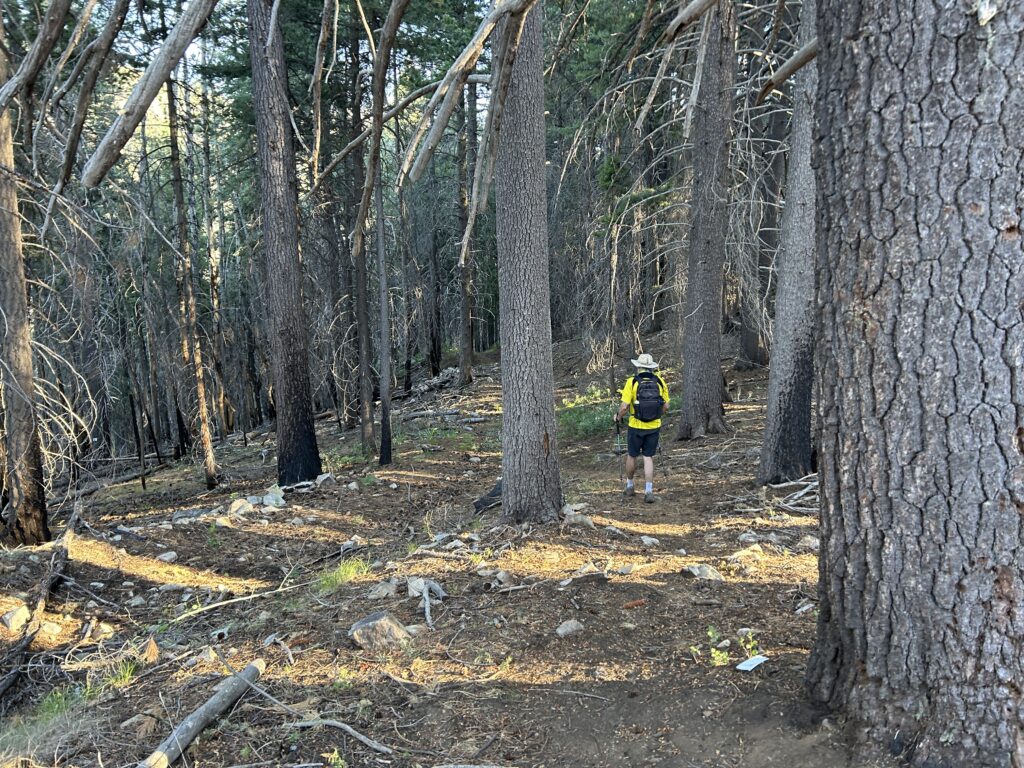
[247, 0, 323, 484]
[757, 0, 815, 485]
[807, 2, 1024, 765]
[457, 85, 476, 388]
[676, 0, 735, 440]
[495, 3, 563, 523]
[0, 30, 49, 546]
[166, 75, 218, 490]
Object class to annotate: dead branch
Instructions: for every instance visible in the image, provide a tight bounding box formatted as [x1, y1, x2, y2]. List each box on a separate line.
[81, 0, 218, 188]
[662, 0, 716, 44]
[284, 720, 393, 755]
[137, 659, 265, 768]
[0, 0, 73, 112]
[755, 36, 817, 105]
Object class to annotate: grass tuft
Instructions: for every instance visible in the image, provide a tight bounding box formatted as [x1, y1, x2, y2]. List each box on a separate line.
[558, 384, 615, 439]
[316, 558, 371, 594]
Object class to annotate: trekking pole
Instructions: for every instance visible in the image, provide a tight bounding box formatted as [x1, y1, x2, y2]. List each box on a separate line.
[615, 417, 624, 484]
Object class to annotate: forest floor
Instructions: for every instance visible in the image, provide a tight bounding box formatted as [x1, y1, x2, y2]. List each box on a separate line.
[1, 332, 890, 768]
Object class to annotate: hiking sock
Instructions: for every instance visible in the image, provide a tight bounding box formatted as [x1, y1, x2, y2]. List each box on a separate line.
[645, 482, 653, 494]
[625, 480, 634, 490]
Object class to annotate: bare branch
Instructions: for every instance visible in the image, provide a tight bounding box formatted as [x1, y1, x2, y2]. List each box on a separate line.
[80, 0, 219, 188]
[755, 36, 817, 105]
[663, 0, 716, 44]
[0, 0, 73, 112]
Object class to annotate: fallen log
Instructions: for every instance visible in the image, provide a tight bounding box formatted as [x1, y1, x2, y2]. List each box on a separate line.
[137, 659, 265, 768]
[401, 409, 460, 422]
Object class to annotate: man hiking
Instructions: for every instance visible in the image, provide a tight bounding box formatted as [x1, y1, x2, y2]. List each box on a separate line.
[615, 353, 669, 503]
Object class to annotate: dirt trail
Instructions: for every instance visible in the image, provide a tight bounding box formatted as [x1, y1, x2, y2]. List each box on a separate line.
[0, 357, 883, 767]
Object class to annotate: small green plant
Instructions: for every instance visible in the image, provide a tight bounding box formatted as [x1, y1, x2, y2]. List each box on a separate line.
[206, 522, 221, 550]
[316, 558, 371, 594]
[104, 660, 138, 689]
[323, 445, 369, 473]
[705, 626, 730, 667]
[360, 474, 378, 487]
[332, 668, 358, 691]
[405, 542, 421, 555]
[738, 630, 761, 659]
[324, 749, 347, 768]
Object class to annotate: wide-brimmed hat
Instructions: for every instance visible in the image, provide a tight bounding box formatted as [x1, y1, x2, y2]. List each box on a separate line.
[631, 353, 659, 369]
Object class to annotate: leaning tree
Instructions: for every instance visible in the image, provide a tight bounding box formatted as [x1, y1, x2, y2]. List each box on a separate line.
[808, 2, 1024, 764]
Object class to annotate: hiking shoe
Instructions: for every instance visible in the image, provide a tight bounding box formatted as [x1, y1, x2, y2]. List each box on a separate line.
[624, 485, 635, 498]
[644, 492, 656, 504]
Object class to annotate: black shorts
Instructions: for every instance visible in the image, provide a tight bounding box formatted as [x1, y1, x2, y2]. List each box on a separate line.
[627, 427, 660, 458]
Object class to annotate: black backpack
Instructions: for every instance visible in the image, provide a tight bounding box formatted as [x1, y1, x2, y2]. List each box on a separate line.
[633, 371, 664, 422]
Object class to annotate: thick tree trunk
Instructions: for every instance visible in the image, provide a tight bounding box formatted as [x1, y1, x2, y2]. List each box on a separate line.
[457, 86, 475, 388]
[247, 0, 323, 484]
[495, 4, 563, 524]
[0, 35, 49, 545]
[677, 0, 735, 440]
[374, 168, 393, 466]
[757, 0, 815, 485]
[807, 3, 1024, 765]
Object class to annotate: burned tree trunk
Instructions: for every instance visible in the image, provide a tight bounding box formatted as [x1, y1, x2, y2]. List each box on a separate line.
[247, 0, 323, 483]
[807, 2, 1024, 764]
[0, 32, 49, 545]
[676, 0, 735, 440]
[757, 0, 816, 485]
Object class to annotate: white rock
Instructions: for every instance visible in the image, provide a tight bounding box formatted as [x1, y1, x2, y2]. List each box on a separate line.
[347, 481, 359, 491]
[263, 485, 286, 508]
[556, 619, 585, 638]
[561, 502, 589, 516]
[288, 517, 306, 526]
[214, 517, 234, 529]
[795, 535, 820, 553]
[367, 579, 399, 600]
[246, 495, 263, 505]
[39, 621, 62, 637]
[675, 548, 688, 556]
[564, 513, 596, 530]
[640, 536, 661, 547]
[127, 596, 147, 608]
[404, 624, 429, 636]
[2, 605, 30, 632]
[605, 525, 624, 536]
[156, 551, 178, 563]
[90, 582, 105, 589]
[388, 483, 399, 490]
[682, 564, 725, 581]
[315, 472, 336, 487]
[227, 498, 254, 516]
[469, 456, 482, 464]
[737, 531, 761, 545]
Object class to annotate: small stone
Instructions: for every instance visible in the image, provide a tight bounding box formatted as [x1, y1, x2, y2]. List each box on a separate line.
[214, 517, 234, 529]
[404, 624, 429, 636]
[156, 551, 178, 563]
[193, 646, 218, 664]
[111, 534, 122, 541]
[729, 544, 765, 562]
[469, 456, 482, 464]
[315, 472, 336, 487]
[39, 621, 62, 637]
[716, 639, 731, 650]
[263, 485, 286, 508]
[682, 564, 725, 581]
[616, 564, 637, 576]
[122, 581, 135, 588]
[675, 548, 688, 556]
[367, 579, 399, 600]
[556, 619, 585, 638]
[227, 498, 254, 517]
[2, 605, 30, 632]
[85, 600, 99, 610]
[91, 622, 115, 641]
[349, 612, 412, 651]
[388, 483, 399, 490]
[128, 596, 147, 608]
[158, 583, 186, 592]
[564, 513, 596, 530]
[90, 582, 105, 590]
[246, 495, 263, 505]
[795, 535, 820, 553]
[347, 481, 359, 491]
[605, 525, 624, 536]
[258, 519, 270, 526]
[640, 536, 661, 547]
[737, 530, 761, 545]
[288, 517, 306, 526]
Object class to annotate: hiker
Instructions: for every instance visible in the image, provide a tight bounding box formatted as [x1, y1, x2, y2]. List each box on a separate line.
[614, 353, 669, 503]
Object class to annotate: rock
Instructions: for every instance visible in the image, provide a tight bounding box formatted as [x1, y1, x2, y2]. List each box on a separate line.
[227, 498, 254, 516]
[605, 525, 624, 536]
[737, 530, 761, 545]
[675, 548, 688, 556]
[469, 456, 482, 464]
[38, 621, 62, 637]
[640, 536, 661, 547]
[315, 472, 336, 487]
[192, 646, 218, 664]
[85, 600, 99, 610]
[349, 612, 412, 651]
[91, 622, 115, 641]
[616, 564, 638, 576]
[128, 596, 147, 608]
[172, 508, 214, 524]
[156, 551, 178, 563]
[407, 577, 447, 600]
[246, 495, 263, 505]
[287, 517, 306, 526]
[347, 481, 359, 491]
[404, 624, 429, 637]
[795, 535, 820, 553]
[158, 583, 186, 592]
[263, 485, 286, 508]
[389, 483, 399, 490]
[728, 544, 765, 562]
[2, 605, 30, 632]
[716, 639, 731, 650]
[682, 564, 725, 581]
[556, 619, 584, 638]
[214, 517, 234, 529]
[367, 579, 399, 600]
[561, 502, 588, 516]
